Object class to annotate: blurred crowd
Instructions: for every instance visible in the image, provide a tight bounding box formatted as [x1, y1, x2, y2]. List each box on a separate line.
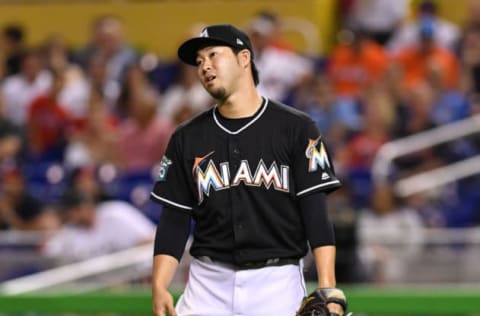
[1, 0, 480, 284]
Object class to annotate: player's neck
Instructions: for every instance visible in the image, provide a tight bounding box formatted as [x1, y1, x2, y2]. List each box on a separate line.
[217, 88, 262, 119]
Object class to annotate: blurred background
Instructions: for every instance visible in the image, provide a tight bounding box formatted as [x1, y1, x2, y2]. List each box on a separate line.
[0, 0, 479, 315]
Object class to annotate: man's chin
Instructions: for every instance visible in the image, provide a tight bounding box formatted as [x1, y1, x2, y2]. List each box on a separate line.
[208, 88, 226, 101]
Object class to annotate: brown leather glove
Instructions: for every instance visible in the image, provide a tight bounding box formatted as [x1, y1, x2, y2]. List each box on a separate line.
[296, 288, 347, 316]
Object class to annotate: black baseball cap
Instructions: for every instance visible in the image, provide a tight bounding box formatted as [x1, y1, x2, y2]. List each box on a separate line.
[178, 24, 254, 65]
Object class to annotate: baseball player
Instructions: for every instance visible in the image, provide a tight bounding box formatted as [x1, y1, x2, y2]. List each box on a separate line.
[151, 24, 347, 316]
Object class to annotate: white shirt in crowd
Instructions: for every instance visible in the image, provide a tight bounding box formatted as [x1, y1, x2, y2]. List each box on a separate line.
[159, 82, 212, 119]
[388, 18, 460, 53]
[1, 71, 52, 125]
[255, 47, 313, 102]
[350, 0, 409, 33]
[43, 200, 155, 263]
[57, 67, 90, 120]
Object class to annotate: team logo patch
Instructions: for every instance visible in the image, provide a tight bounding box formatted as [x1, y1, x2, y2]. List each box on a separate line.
[305, 136, 331, 172]
[156, 156, 172, 182]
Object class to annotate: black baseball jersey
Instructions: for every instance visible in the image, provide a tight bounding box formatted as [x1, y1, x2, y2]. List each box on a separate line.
[151, 98, 341, 265]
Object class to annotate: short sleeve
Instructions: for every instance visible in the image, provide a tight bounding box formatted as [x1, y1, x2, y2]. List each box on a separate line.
[150, 132, 195, 211]
[292, 120, 341, 197]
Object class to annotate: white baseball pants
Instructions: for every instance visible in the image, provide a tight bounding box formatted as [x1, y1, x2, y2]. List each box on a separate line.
[175, 257, 307, 316]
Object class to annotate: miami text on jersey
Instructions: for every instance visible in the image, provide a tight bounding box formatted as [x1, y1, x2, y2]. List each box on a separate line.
[305, 136, 331, 172]
[193, 153, 289, 203]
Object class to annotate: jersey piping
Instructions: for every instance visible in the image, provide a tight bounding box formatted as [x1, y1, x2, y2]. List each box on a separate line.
[150, 192, 193, 210]
[296, 179, 341, 197]
[212, 97, 269, 135]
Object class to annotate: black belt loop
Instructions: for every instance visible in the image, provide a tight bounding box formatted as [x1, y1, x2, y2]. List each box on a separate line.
[196, 256, 299, 270]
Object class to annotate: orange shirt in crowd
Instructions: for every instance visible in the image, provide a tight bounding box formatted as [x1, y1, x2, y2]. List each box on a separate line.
[394, 45, 459, 90]
[328, 40, 389, 97]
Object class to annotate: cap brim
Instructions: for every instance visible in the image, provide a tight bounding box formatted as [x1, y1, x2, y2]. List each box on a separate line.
[177, 37, 233, 65]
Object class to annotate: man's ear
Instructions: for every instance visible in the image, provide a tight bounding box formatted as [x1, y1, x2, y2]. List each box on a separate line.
[239, 49, 251, 68]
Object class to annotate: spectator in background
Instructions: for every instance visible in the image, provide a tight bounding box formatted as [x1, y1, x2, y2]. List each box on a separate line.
[1, 48, 52, 126]
[382, 64, 410, 135]
[247, 10, 294, 51]
[0, 164, 23, 229]
[65, 165, 111, 203]
[13, 195, 60, 231]
[43, 190, 155, 263]
[404, 191, 446, 228]
[0, 118, 22, 164]
[425, 61, 469, 125]
[336, 86, 394, 207]
[0, 24, 26, 77]
[83, 52, 118, 114]
[394, 82, 436, 139]
[295, 75, 360, 148]
[64, 87, 119, 169]
[342, 86, 394, 173]
[464, 0, 480, 29]
[388, 0, 460, 53]
[26, 68, 71, 162]
[73, 15, 137, 108]
[393, 17, 459, 92]
[357, 184, 424, 283]
[115, 65, 174, 173]
[346, 0, 409, 45]
[159, 62, 213, 124]
[247, 13, 313, 103]
[42, 34, 90, 123]
[459, 24, 480, 94]
[394, 83, 447, 179]
[327, 29, 389, 98]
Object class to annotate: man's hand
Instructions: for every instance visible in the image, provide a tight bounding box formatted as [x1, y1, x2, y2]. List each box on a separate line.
[152, 255, 180, 316]
[152, 287, 176, 316]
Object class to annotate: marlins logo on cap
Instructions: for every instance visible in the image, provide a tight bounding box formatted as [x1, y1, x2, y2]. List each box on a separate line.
[177, 24, 254, 66]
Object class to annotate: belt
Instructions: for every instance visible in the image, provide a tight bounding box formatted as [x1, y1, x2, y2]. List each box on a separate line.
[197, 256, 299, 270]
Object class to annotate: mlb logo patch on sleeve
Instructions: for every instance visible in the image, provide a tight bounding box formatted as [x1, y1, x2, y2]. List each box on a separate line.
[157, 156, 172, 182]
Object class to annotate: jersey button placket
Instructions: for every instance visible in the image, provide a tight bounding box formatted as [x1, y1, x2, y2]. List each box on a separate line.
[229, 137, 245, 262]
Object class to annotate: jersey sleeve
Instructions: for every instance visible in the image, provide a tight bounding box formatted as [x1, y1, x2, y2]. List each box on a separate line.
[292, 120, 341, 197]
[150, 132, 195, 212]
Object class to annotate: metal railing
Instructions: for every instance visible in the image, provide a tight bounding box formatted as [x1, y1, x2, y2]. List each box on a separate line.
[372, 114, 480, 197]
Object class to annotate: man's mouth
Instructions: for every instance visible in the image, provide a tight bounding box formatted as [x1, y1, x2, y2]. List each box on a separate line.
[206, 75, 216, 83]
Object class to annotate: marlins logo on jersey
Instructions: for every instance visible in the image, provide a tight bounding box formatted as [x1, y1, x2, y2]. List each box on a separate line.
[305, 136, 331, 172]
[192, 151, 289, 203]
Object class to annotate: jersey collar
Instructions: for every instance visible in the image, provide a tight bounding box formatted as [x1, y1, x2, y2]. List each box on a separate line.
[213, 97, 268, 135]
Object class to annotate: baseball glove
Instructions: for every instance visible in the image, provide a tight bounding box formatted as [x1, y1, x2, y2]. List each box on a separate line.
[296, 288, 347, 316]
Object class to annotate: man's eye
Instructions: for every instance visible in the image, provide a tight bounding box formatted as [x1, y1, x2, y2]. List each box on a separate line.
[210, 52, 217, 58]
[196, 60, 203, 66]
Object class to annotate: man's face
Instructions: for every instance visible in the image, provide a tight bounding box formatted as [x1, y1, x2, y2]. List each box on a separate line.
[195, 46, 244, 100]
[21, 54, 42, 80]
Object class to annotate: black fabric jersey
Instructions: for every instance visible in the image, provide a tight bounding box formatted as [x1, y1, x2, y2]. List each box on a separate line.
[151, 98, 341, 265]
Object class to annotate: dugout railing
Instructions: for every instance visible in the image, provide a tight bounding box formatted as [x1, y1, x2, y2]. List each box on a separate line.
[372, 113, 480, 197]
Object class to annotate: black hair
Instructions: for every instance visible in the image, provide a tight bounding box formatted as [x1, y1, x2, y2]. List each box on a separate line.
[15, 195, 44, 221]
[3, 24, 24, 44]
[419, 0, 437, 14]
[231, 47, 260, 86]
[58, 190, 91, 212]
